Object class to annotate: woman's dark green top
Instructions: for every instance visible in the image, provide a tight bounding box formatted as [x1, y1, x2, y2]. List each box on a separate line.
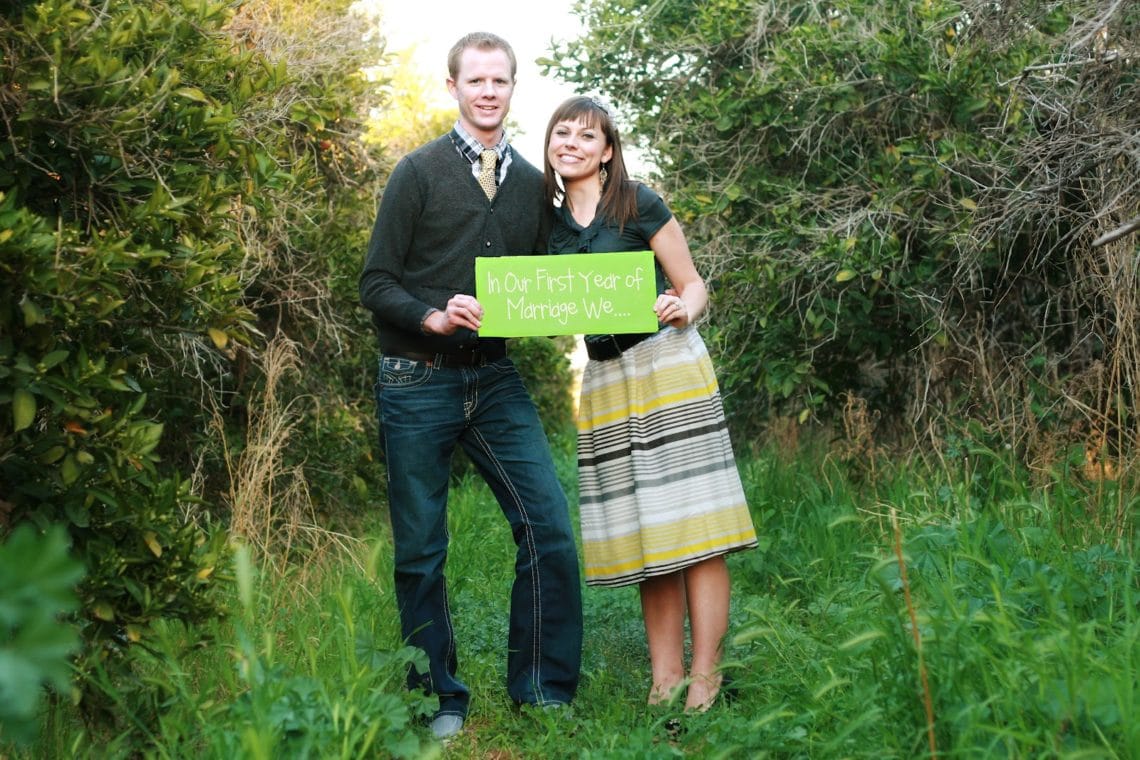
[547, 181, 671, 299]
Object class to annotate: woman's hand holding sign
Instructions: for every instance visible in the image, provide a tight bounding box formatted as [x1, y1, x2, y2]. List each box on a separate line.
[654, 292, 690, 329]
[648, 218, 706, 331]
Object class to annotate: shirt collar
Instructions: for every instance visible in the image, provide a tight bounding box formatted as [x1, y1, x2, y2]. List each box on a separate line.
[451, 121, 508, 164]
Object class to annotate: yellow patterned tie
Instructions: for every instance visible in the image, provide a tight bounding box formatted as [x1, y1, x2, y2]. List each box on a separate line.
[478, 149, 498, 200]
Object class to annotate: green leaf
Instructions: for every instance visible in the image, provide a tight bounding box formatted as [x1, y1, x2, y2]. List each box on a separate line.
[85, 487, 121, 510]
[174, 86, 210, 103]
[40, 349, 70, 369]
[18, 294, 44, 326]
[143, 531, 163, 558]
[60, 453, 80, 485]
[63, 499, 90, 528]
[0, 524, 84, 741]
[12, 388, 35, 431]
[207, 327, 229, 349]
[37, 446, 66, 464]
[835, 269, 857, 283]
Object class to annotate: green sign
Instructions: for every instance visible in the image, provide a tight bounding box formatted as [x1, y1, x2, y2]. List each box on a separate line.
[476, 252, 659, 337]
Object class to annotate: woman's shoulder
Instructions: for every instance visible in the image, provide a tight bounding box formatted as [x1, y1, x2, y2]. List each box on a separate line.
[628, 181, 672, 226]
[621, 179, 663, 205]
[620, 179, 655, 197]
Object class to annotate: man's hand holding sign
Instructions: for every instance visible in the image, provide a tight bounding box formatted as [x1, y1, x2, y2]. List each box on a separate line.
[475, 251, 660, 337]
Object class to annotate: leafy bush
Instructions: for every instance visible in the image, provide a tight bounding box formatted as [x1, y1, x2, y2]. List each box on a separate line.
[0, 525, 85, 745]
[554, 0, 1140, 458]
[1, 0, 387, 728]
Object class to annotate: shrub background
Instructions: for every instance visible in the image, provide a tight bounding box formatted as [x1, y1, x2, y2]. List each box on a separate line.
[552, 0, 1139, 468]
[2, 0, 1136, 753]
[0, 0, 390, 721]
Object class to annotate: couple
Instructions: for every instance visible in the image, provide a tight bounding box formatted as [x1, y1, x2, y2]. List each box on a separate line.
[358, 31, 758, 742]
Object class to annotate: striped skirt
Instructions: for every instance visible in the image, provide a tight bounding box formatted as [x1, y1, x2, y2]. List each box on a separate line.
[576, 326, 757, 588]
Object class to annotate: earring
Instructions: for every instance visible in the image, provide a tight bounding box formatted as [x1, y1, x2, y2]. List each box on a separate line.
[599, 166, 609, 187]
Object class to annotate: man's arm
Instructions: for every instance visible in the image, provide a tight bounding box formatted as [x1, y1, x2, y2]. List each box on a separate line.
[359, 158, 437, 333]
[360, 157, 487, 339]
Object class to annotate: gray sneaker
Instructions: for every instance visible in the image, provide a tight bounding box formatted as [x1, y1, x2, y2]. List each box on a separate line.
[430, 713, 464, 741]
[542, 701, 572, 716]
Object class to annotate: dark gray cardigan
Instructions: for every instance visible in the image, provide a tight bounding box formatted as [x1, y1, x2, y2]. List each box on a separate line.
[359, 134, 550, 355]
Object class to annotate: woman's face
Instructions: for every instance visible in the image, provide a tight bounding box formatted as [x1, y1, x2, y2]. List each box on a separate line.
[547, 117, 613, 184]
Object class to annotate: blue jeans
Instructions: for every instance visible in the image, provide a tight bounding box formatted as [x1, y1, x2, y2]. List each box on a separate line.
[376, 354, 582, 718]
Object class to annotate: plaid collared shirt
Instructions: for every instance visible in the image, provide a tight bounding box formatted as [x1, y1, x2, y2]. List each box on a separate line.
[450, 121, 513, 189]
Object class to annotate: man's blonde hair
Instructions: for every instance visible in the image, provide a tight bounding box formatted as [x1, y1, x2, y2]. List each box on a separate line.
[447, 32, 517, 81]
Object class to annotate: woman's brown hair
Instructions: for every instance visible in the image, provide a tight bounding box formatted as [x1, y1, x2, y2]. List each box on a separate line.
[542, 96, 639, 232]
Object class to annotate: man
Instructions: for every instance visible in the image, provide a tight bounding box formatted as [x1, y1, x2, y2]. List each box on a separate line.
[359, 32, 582, 741]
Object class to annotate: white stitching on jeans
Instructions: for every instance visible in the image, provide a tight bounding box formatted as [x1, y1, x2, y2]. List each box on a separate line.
[469, 423, 544, 703]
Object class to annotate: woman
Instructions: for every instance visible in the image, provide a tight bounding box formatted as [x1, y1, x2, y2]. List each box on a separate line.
[543, 96, 758, 712]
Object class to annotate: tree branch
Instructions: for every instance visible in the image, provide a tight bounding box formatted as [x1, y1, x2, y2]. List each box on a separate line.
[1092, 216, 1140, 247]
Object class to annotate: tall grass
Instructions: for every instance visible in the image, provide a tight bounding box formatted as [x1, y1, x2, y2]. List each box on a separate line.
[27, 538, 436, 759]
[215, 335, 364, 582]
[717, 443, 1137, 758]
[13, 431, 1137, 758]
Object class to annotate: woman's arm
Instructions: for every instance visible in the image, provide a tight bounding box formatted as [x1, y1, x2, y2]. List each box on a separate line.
[649, 217, 708, 328]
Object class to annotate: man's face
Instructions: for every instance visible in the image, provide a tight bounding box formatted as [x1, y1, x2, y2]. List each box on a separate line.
[447, 47, 514, 145]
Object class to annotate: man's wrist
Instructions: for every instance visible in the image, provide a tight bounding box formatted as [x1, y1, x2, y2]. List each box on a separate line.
[420, 307, 440, 335]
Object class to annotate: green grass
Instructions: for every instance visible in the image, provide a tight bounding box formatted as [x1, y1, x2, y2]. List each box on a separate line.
[13, 436, 1139, 758]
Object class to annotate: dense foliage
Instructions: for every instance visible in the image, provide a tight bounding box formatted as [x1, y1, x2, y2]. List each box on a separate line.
[712, 447, 1137, 756]
[553, 0, 1139, 465]
[0, 525, 84, 745]
[0, 0, 387, 726]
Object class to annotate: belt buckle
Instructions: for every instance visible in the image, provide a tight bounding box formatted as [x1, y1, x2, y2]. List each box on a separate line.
[459, 344, 486, 367]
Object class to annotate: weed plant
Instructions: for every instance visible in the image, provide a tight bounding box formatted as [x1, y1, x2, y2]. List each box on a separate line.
[9, 434, 1136, 758]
